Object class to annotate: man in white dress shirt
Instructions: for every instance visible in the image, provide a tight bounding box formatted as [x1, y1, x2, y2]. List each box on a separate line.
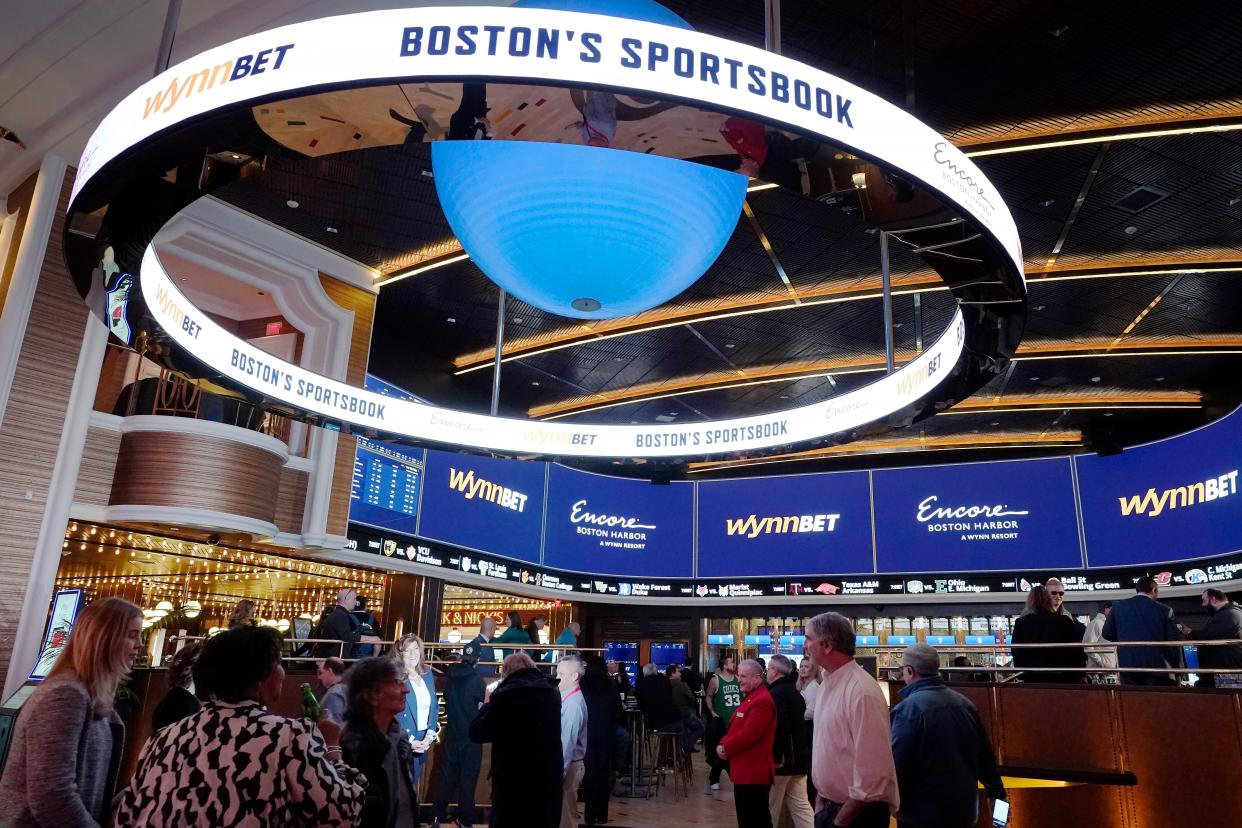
[805, 612, 899, 828]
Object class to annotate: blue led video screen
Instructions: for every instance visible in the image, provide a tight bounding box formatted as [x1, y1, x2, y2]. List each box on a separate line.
[416, 449, 546, 565]
[651, 641, 688, 667]
[697, 471, 874, 577]
[873, 458, 1084, 573]
[1077, 413, 1242, 567]
[542, 464, 693, 578]
[351, 406, 1242, 582]
[349, 437, 423, 535]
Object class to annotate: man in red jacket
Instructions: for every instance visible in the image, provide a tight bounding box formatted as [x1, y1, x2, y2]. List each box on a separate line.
[717, 658, 778, 828]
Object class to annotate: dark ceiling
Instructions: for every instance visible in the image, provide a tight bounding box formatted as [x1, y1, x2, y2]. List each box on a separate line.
[215, 0, 1242, 476]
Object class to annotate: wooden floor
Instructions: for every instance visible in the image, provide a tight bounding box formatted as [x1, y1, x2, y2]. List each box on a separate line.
[602, 757, 739, 827]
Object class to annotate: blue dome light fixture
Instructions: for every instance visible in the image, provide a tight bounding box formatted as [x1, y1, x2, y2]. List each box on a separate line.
[433, 141, 747, 319]
[431, 0, 743, 319]
[511, 0, 693, 30]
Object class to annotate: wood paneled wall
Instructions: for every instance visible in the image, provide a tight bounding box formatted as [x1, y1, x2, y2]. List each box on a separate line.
[0, 172, 38, 316]
[110, 431, 283, 523]
[941, 682, 1242, 828]
[74, 424, 122, 507]
[317, 274, 375, 538]
[274, 467, 308, 534]
[0, 171, 82, 678]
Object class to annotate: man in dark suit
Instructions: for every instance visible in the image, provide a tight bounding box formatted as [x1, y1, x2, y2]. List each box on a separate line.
[468, 616, 498, 675]
[1102, 576, 1183, 685]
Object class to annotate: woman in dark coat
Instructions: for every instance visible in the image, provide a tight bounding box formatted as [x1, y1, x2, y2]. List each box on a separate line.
[580, 655, 621, 826]
[469, 652, 562, 828]
[1012, 585, 1088, 683]
[152, 642, 202, 731]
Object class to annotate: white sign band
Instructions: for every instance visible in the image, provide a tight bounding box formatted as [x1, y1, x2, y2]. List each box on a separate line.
[141, 245, 965, 458]
[71, 5, 1022, 276]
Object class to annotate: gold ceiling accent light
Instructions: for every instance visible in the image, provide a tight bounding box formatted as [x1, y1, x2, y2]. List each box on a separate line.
[962, 118, 1242, 158]
[532, 353, 908, 420]
[376, 250, 470, 287]
[531, 335, 1228, 421]
[944, 389, 1201, 414]
[451, 254, 1242, 374]
[686, 431, 1084, 474]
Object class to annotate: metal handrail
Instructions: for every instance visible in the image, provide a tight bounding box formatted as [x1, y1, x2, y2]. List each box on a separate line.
[871, 638, 1242, 681]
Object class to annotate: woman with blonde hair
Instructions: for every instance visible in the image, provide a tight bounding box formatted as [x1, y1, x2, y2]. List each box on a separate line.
[796, 656, 824, 808]
[390, 633, 439, 792]
[0, 596, 143, 827]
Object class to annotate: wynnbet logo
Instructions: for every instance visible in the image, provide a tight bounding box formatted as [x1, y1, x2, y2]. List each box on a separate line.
[447, 468, 529, 512]
[725, 513, 840, 539]
[1118, 469, 1238, 518]
[143, 43, 294, 119]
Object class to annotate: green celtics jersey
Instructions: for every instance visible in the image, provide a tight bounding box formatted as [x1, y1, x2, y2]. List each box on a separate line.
[713, 673, 742, 722]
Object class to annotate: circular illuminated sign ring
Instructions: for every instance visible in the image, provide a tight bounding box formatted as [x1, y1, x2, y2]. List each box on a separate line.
[67, 6, 1024, 462]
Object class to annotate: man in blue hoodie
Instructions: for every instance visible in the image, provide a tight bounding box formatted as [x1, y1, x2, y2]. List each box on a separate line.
[890, 645, 1005, 828]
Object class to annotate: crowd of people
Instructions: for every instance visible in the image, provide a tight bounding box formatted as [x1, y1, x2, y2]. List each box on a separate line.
[1010, 577, 1242, 686]
[2, 580, 1240, 828]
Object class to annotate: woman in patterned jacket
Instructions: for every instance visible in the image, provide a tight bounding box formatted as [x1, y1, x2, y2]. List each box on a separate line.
[114, 625, 366, 826]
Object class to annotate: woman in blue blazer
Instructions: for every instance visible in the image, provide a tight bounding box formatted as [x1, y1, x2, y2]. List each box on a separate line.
[391, 633, 440, 792]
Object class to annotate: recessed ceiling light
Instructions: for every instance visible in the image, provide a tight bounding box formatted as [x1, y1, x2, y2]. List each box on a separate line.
[892, 322, 903, 328]
[990, 421, 1000, 426]
[531, 381, 540, 387]
[1230, 197, 1242, 207]
[724, 343, 736, 349]
[1154, 376, 1165, 382]
[179, 277, 188, 282]
[513, 317, 523, 324]
[286, 199, 299, 209]
[1091, 376, 1101, 382]
[1030, 376, 1041, 381]
[230, 153, 241, 160]
[1103, 412, 1114, 417]
[613, 356, 625, 362]
[325, 226, 338, 233]
[1039, 199, 1055, 207]
[1033, 305, 1046, 311]
[778, 394, 789, 399]
[446, 317, 457, 323]
[1124, 225, 1138, 234]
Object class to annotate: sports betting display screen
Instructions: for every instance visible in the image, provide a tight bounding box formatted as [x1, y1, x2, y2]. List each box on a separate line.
[349, 408, 1242, 588]
[872, 458, 1084, 573]
[696, 471, 873, 577]
[417, 449, 546, 566]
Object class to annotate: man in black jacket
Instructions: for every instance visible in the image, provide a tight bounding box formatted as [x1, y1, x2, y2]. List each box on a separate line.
[469, 652, 563, 828]
[313, 589, 360, 658]
[766, 655, 814, 828]
[432, 645, 487, 828]
[1195, 589, 1242, 687]
[635, 663, 680, 732]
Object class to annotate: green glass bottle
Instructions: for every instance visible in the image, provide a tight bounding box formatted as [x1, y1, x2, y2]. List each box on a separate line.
[299, 682, 321, 720]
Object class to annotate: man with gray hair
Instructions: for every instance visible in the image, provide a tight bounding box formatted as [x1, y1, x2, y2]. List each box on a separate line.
[766, 655, 814, 828]
[557, 654, 589, 828]
[890, 644, 1005, 828]
[718, 659, 777, 828]
[805, 612, 898, 828]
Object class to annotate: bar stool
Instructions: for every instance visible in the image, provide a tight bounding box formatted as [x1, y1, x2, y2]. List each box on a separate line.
[649, 728, 690, 800]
